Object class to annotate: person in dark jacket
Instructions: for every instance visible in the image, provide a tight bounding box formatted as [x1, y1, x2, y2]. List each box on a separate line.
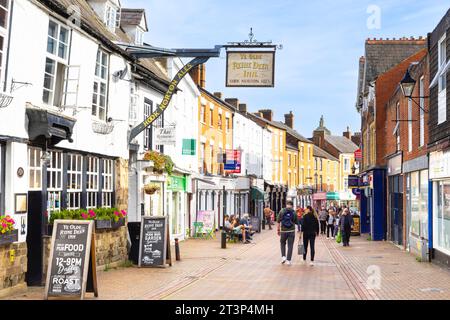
[340, 208, 353, 246]
[277, 200, 298, 265]
[301, 205, 320, 266]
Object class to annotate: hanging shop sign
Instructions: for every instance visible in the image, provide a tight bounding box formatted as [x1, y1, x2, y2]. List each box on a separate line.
[226, 51, 275, 87]
[354, 149, 362, 161]
[182, 139, 196, 155]
[44, 220, 98, 300]
[139, 216, 171, 268]
[154, 126, 176, 146]
[167, 175, 186, 191]
[352, 188, 362, 196]
[224, 149, 241, 173]
[429, 150, 450, 179]
[348, 175, 360, 188]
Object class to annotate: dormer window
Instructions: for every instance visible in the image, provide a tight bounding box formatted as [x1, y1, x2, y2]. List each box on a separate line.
[105, 3, 120, 32]
[135, 27, 143, 45]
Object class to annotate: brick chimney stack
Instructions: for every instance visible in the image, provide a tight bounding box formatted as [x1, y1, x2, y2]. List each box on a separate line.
[238, 103, 247, 113]
[188, 63, 206, 88]
[213, 92, 223, 99]
[284, 111, 294, 129]
[343, 126, 351, 139]
[225, 98, 239, 108]
[258, 109, 273, 122]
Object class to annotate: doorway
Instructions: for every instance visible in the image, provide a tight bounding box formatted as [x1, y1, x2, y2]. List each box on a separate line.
[389, 175, 403, 245]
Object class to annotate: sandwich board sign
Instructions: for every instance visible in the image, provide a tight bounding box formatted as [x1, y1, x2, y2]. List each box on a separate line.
[44, 220, 98, 300]
[138, 216, 172, 267]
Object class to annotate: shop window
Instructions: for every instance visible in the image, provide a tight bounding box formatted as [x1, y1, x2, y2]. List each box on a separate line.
[102, 159, 114, 207]
[28, 146, 43, 190]
[435, 180, 450, 253]
[47, 150, 63, 213]
[86, 156, 99, 209]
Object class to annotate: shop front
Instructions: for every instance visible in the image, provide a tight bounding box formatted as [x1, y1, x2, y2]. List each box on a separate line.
[166, 174, 188, 241]
[298, 186, 313, 209]
[313, 191, 327, 209]
[387, 153, 403, 246]
[326, 192, 339, 208]
[338, 191, 357, 208]
[430, 150, 450, 267]
[250, 178, 266, 220]
[404, 155, 429, 258]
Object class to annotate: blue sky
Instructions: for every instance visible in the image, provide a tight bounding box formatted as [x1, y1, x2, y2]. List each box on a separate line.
[123, 0, 449, 138]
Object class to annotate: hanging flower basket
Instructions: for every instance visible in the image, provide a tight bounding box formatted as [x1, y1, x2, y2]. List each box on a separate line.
[92, 121, 114, 135]
[0, 229, 18, 246]
[144, 183, 160, 195]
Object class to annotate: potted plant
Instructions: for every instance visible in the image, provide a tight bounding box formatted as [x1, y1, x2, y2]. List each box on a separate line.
[111, 209, 127, 229]
[144, 183, 160, 195]
[0, 215, 18, 246]
[143, 150, 174, 175]
[94, 208, 112, 229]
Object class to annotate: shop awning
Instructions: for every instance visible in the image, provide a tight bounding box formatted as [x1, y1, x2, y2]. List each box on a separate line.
[26, 106, 75, 147]
[326, 192, 340, 200]
[250, 186, 265, 201]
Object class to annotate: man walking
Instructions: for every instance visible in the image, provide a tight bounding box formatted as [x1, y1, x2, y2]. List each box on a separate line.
[264, 205, 273, 230]
[340, 208, 353, 246]
[277, 200, 298, 265]
[318, 206, 328, 235]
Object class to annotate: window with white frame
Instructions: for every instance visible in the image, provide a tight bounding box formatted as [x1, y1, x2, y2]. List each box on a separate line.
[102, 159, 114, 207]
[28, 147, 42, 190]
[200, 104, 206, 123]
[396, 102, 401, 150]
[104, 3, 121, 32]
[43, 19, 70, 107]
[408, 98, 413, 152]
[92, 48, 108, 120]
[135, 27, 144, 45]
[143, 98, 153, 150]
[438, 34, 447, 124]
[419, 76, 425, 147]
[0, 0, 9, 85]
[47, 150, 63, 213]
[67, 154, 83, 210]
[209, 107, 213, 126]
[226, 116, 231, 132]
[344, 158, 350, 172]
[153, 104, 163, 153]
[86, 156, 99, 209]
[129, 82, 138, 123]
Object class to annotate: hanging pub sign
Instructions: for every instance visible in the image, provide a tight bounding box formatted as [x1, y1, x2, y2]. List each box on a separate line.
[348, 175, 360, 188]
[44, 220, 98, 300]
[224, 149, 241, 173]
[226, 51, 275, 87]
[354, 148, 362, 161]
[138, 216, 171, 268]
[154, 126, 176, 146]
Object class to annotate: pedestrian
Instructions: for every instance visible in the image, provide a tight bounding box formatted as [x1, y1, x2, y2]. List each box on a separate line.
[340, 208, 353, 246]
[326, 209, 336, 239]
[301, 205, 319, 266]
[296, 207, 304, 232]
[318, 206, 328, 235]
[334, 213, 340, 238]
[277, 200, 298, 265]
[263, 205, 273, 230]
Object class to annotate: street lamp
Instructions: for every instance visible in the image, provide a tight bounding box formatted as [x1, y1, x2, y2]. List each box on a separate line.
[399, 68, 416, 98]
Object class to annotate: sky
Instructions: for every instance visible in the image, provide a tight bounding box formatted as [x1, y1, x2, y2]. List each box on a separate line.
[122, 0, 449, 138]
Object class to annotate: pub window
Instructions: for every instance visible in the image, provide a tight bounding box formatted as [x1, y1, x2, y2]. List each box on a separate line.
[143, 98, 153, 150]
[47, 150, 63, 213]
[92, 48, 108, 121]
[153, 104, 164, 153]
[86, 156, 99, 209]
[28, 146, 42, 190]
[102, 159, 114, 207]
[67, 153, 83, 210]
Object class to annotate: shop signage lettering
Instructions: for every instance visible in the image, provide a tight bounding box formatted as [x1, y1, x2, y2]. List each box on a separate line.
[226, 51, 275, 87]
[167, 175, 186, 191]
[182, 139, 196, 155]
[348, 175, 360, 188]
[154, 126, 176, 146]
[44, 220, 97, 299]
[224, 150, 241, 173]
[139, 216, 171, 268]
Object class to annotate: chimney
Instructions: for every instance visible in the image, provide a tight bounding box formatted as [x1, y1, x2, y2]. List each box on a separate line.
[258, 109, 273, 122]
[351, 132, 361, 147]
[188, 63, 206, 88]
[238, 103, 247, 113]
[253, 112, 263, 118]
[213, 92, 223, 99]
[225, 98, 239, 108]
[284, 111, 294, 129]
[343, 126, 351, 139]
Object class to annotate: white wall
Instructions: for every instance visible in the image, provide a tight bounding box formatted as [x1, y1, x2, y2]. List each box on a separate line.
[262, 128, 273, 183]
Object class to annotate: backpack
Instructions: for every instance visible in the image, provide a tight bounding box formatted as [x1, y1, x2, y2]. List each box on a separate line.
[281, 209, 295, 228]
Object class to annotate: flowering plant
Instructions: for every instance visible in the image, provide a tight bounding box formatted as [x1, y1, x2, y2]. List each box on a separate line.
[113, 209, 127, 222]
[0, 215, 16, 234]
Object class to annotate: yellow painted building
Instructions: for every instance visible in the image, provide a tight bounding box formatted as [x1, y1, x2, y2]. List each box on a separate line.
[313, 145, 339, 192]
[298, 141, 315, 188]
[286, 145, 298, 189]
[197, 88, 234, 175]
[269, 125, 287, 185]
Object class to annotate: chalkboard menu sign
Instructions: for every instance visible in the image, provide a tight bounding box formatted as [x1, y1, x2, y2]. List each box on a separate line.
[139, 216, 168, 267]
[250, 216, 261, 233]
[44, 220, 97, 299]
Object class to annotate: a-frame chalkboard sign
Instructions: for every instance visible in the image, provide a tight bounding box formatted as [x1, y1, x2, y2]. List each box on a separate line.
[44, 220, 98, 300]
[138, 216, 172, 267]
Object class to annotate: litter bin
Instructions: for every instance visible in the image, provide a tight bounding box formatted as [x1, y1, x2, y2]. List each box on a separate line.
[128, 222, 141, 264]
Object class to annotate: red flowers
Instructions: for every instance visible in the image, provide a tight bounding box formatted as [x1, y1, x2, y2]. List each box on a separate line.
[0, 215, 16, 234]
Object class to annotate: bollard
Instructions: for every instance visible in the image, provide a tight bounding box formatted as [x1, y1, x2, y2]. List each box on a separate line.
[221, 231, 226, 249]
[175, 238, 181, 261]
[262, 218, 266, 230]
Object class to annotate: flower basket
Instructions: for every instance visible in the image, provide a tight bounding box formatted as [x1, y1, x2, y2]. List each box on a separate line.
[144, 184, 160, 195]
[111, 218, 126, 230]
[95, 219, 112, 230]
[0, 229, 18, 246]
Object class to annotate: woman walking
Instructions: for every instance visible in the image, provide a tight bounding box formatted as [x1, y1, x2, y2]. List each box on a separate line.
[326, 208, 336, 239]
[318, 206, 328, 235]
[340, 208, 353, 246]
[301, 205, 319, 266]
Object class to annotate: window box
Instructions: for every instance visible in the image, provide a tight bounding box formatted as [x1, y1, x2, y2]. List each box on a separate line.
[95, 219, 112, 230]
[0, 229, 18, 246]
[111, 218, 125, 230]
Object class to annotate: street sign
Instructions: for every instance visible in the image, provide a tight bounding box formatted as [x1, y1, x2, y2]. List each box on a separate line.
[354, 149, 362, 161]
[226, 51, 275, 87]
[44, 220, 98, 300]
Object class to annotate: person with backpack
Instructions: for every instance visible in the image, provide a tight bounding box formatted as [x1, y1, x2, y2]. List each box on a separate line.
[277, 200, 298, 265]
[301, 205, 320, 266]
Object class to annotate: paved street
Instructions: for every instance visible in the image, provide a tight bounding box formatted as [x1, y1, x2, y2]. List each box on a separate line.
[7, 228, 450, 300]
